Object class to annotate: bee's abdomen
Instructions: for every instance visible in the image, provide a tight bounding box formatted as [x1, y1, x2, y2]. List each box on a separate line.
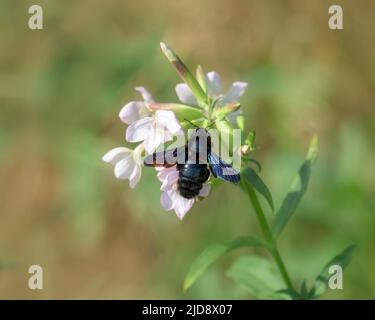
[177, 164, 210, 199]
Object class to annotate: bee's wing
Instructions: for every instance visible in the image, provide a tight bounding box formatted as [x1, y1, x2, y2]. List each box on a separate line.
[143, 146, 187, 167]
[208, 153, 240, 184]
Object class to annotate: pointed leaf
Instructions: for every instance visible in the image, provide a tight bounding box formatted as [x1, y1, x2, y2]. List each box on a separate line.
[245, 130, 256, 151]
[277, 288, 301, 300]
[226, 256, 285, 299]
[312, 244, 356, 297]
[299, 279, 310, 299]
[184, 236, 266, 291]
[271, 135, 318, 237]
[242, 167, 274, 211]
[248, 158, 262, 172]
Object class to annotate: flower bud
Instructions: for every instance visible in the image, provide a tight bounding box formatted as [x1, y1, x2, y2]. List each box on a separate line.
[160, 42, 208, 107]
[245, 130, 256, 151]
[240, 144, 251, 155]
[148, 102, 203, 121]
[212, 102, 241, 119]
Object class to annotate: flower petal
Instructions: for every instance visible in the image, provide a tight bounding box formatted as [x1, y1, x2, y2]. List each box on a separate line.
[221, 81, 248, 104]
[143, 127, 162, 154]
[126, 117, 152, 142]
[102, 147, 132, 165]
[163, 130, 173, 143]
[155, 110, 182, 135]
[119, 101, 148, 125]
[205, 71, 222, 97]
[114, 156, 134, 179]
[129, 165, 141, 188]
[199, 183, 211, 197]
[132, 143, 145, 165]
[156, 166, 178, 182]
[160, 191, 174, 211]
[174, 196, 194, 220]
[135, 87, 154, 104]
[175, 83, 198, 105]
[160, 171, 179, 191]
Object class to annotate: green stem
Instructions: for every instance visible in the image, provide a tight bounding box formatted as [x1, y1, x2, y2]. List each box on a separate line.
[271, 245, 294, 291]
[243, 182, 295, 291]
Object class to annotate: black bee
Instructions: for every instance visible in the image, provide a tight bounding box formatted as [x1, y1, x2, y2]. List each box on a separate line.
[144, 128, 240, 199]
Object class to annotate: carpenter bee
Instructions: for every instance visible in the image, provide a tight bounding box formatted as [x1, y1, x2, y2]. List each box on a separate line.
[144, 128, 240, 199]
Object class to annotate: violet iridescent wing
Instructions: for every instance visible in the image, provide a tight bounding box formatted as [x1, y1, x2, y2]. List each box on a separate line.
[208, 152, 240, 184]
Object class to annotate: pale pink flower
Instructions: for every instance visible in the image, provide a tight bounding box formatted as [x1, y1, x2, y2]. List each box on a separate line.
[156, 166, 210, 220]
[175, 71, 247, 106]
[126, 110, 182, 154]
[119, 87, 154, 125]
[119, 87, 182, 154]
[175, 72, 248, 124]
[102, 144, 143, 188]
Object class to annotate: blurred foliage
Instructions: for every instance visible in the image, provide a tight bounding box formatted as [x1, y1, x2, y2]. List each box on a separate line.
[0, 0, 374, 298]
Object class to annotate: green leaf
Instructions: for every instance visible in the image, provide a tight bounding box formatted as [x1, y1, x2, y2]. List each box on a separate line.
[248, 158, 262, 172]
[226, 256, 285, 299]
[184, 244, 227, 292]
[226, 235, 267, 250]
[183, 236, 266, 291]
[242, 167, 274, 211]
[271, 135, 319, 237]
[236, 114, 245, 132]
[245, 130, 256, 151]
[299, 279, 310, 299]
[160, 42, 208, 107]
[148, 102, 203, 121]
[277, 288, 301, 300]
[312, 244, 356, 298]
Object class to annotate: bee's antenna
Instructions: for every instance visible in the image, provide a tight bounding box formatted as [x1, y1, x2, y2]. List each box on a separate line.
[184, 118, 199, 128]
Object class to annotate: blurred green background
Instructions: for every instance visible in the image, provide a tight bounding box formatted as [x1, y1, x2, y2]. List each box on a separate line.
[0, 0, 374, 299]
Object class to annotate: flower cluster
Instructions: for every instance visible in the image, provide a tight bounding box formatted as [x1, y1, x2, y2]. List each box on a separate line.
[103, 86, 182, 187]
[103, 43, 249, 219]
